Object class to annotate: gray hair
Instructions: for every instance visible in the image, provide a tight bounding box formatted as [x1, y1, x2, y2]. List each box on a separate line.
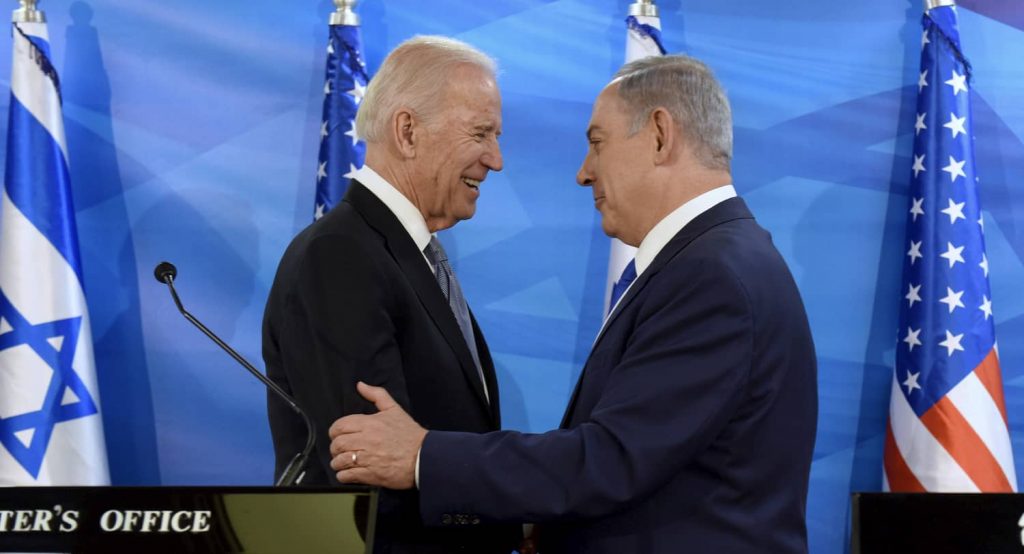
[612, 55, 732, 171]
[356, 36, 497, 143]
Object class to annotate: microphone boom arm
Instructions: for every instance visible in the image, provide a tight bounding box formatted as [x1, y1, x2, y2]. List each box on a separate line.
[158, 266, 314, 487]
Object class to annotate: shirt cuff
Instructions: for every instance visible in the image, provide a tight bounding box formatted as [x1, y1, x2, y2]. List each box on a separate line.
[415, 445, 421, 489]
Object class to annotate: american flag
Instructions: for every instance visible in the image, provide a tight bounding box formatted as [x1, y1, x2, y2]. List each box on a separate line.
[313, 20, 368, 221]
[883, 3, 1016, 492]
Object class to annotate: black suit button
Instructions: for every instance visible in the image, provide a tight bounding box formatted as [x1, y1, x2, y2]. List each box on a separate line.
[441, 514, 452, 525]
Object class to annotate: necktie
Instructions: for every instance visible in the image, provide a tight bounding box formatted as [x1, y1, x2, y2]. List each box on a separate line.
[424, 237, 489, 404]
[608, 258, 637, 313]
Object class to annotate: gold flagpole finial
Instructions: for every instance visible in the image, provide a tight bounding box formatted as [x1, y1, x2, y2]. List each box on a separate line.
[330, 0, 359, 26]
[13, 0, 45, 23]
[629, 0, 658, 18]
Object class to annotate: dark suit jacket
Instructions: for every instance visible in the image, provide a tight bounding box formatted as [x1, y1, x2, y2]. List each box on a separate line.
[418, 197, 817, 553]
[263, 181, 518, 553]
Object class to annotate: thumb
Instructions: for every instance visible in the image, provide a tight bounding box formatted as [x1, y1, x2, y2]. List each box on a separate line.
[357, 381, 398, 411]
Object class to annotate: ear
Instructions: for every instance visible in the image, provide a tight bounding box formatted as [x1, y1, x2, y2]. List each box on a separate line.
[392, 109, 417, 159]
[649, 108, 676, 165]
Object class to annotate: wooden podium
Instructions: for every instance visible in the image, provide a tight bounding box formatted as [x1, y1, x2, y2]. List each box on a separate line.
[852, 492, 1024, 553]
[0, 485, 376, 553]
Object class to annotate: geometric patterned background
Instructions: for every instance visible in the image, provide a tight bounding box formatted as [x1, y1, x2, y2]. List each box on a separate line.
[1, 1, 1021, 552]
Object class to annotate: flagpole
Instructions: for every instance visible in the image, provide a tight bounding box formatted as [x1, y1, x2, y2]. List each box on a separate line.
[13, 0, 44, 23]
[330, 0, 359, 26]
[629, 0, 658, 17]
[603, 0, 665, 315]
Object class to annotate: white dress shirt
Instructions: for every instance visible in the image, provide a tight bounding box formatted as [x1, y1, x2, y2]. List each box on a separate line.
[352, 165, 434, 270]
[604, 184, 737, 325]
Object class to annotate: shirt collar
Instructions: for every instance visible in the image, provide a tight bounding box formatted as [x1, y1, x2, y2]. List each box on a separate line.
[354, 165, 432, 253]
[634, 184, 737, 276]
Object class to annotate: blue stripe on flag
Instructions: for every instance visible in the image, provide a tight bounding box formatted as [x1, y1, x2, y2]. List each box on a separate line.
[3, 96, 83, 282]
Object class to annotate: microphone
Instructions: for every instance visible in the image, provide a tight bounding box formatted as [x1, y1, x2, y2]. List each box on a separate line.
[153, 261, 314, 487]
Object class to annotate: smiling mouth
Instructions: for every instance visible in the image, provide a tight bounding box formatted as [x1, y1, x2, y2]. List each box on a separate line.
[462, 177, 481, 192]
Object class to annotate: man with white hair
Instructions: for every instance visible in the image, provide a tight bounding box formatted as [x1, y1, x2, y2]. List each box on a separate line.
[263, 36, 518, 553]
[326, 55, 818, 553]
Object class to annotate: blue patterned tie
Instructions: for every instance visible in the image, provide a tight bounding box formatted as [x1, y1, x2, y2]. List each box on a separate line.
[609, 258, 637, 312]
[424, 237, 489, 403]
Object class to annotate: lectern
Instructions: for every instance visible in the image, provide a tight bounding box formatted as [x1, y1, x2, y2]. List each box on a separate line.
[0, 486, 376, 553]
[852, 492, 1024, 553]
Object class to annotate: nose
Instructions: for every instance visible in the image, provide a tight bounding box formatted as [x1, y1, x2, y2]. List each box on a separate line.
[482, 139, 503, 172]
[576, 152, 593, 187]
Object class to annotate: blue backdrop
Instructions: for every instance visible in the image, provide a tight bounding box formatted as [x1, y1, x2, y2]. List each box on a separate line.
[1, 1, 1022, 552]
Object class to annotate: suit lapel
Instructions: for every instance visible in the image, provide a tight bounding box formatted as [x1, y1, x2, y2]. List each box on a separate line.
[560, 197, 755, 427]
[344, 182, 492, 411]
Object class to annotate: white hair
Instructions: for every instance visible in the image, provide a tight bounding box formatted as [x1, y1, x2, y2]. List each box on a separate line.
[613, 55, 732, 171]
[356, 35, 497, 143]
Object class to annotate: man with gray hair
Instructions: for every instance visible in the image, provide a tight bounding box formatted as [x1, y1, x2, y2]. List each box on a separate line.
[263, 35, 518, 553]
[326, 54, 818, 553]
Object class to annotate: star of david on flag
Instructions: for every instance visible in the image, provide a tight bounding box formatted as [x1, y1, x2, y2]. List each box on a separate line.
[882, 3, 1016, 493]
[314, 19, 369, 221]
[0, 16, 109, 485]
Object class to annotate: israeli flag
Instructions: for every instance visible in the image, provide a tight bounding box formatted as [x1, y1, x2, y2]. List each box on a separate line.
[0, 19, 109, 485]
[603, 13, 667, 315]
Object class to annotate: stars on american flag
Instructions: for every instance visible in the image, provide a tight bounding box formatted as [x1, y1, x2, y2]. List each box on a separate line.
[907, 240, 923, 265]
[314, 24, 369, 221]
[979, 295, 993, 320]
[940, 198, 965, 224]
[938, 330, 965, 356]
[885, 3, 1014, 497]
[903, 326, 923, 351]
[945, 70, 967, 95]
[893, 9, 1000, 416]
[909, 197, 924, 221]
[905, 283, 922, 307]
[943, 112, 966, 138]
[903, 370, 922, 394]
[942, 155, 966, 182]
[939, 241, 965, 267]
[938, 286, 965, 313]
[912, 155, 926, 178]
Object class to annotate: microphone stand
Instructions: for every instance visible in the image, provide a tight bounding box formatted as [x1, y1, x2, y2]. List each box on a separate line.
[154, 262, 314, 487]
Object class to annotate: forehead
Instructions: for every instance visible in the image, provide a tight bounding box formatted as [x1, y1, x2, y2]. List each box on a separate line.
[588, 84, 628, 129]
[440, 65, 502, 120]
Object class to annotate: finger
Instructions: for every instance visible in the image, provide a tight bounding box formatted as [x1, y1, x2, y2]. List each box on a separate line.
[336, 466, 379, 485]
[329, 433, 361, 458]
[328, 414, 367, 439]
[329, 449, 361, 471]
[356, 381, 398, 411]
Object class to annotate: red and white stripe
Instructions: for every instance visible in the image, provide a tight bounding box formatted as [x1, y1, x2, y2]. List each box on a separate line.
[884, 348, 1016, 492]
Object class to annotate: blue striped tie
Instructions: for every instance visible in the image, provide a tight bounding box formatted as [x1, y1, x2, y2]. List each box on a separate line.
[424, 237, 489, 403]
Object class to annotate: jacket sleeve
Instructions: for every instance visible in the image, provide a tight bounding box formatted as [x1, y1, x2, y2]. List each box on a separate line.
[267, 232, 408, 481]
[418, 255, 754, 523]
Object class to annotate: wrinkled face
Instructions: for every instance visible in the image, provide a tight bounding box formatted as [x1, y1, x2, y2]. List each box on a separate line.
[576, 84, 652, 246]
[413, 65, 503, 231]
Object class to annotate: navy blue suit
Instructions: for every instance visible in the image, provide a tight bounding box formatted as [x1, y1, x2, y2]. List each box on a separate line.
[418, 197, 817, 553]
